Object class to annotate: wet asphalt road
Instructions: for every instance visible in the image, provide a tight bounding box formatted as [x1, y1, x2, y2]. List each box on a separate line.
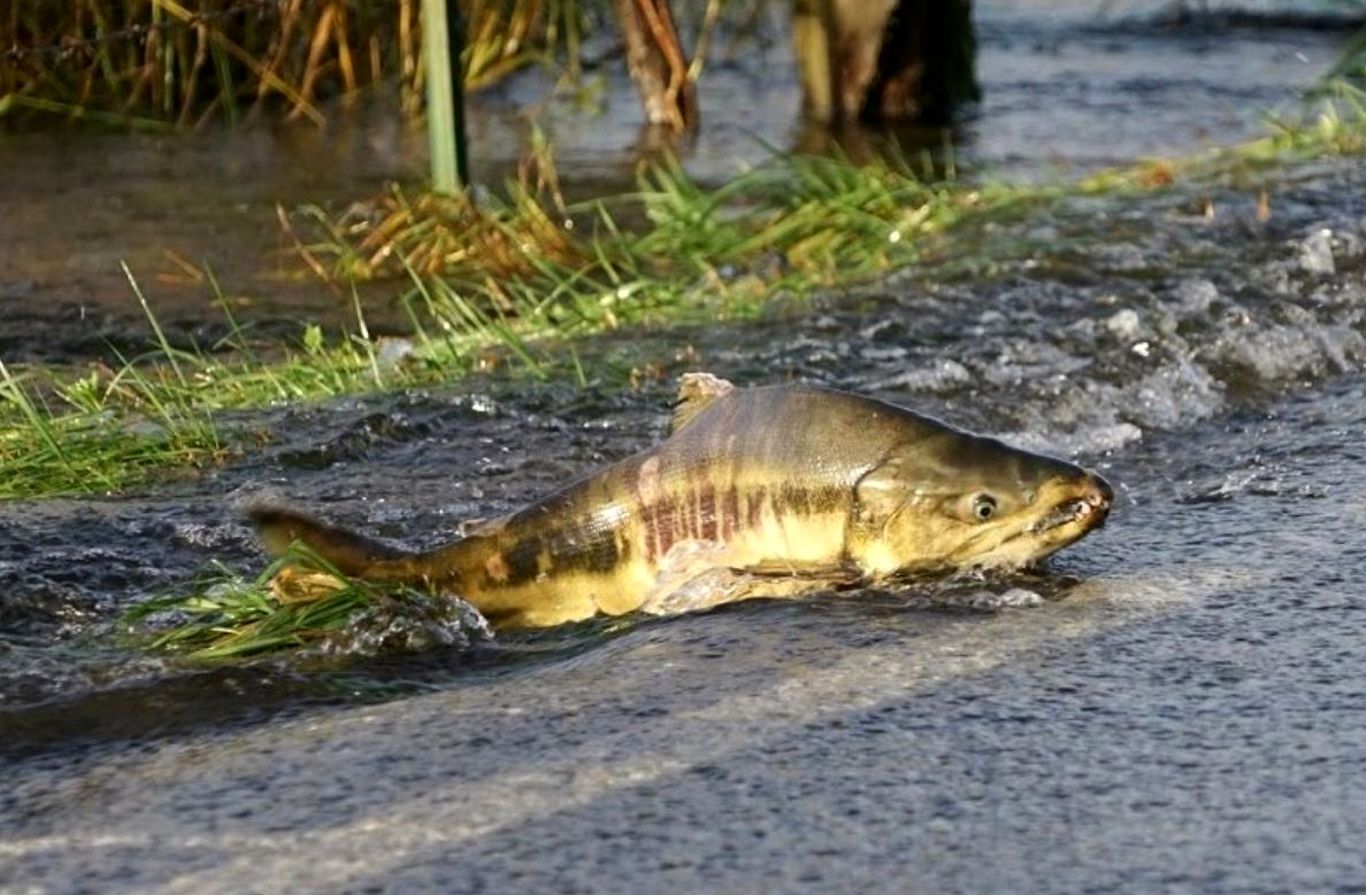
[3, 6, 1365, 887]
[4, 376, 1365, 894]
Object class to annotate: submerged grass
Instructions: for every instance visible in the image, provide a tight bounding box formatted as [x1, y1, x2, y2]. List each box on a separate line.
[297, 136, 1027, 334]
[301, 80, 1366, 332]
[123, 543, 488, 660]
[0, 363, 220, 498]
[0, 280, 501, 498]
[1079, 79, 1366, 193]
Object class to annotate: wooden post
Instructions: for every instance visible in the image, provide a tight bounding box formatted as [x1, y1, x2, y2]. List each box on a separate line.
[422, 0, 469, 192]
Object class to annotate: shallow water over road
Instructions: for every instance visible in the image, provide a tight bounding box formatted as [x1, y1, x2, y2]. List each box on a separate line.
[2, 150, 1366, 888]
[2, 154, 1362, 721]
[3, 375, 1365, 892]
[4, 0, 1366, 887]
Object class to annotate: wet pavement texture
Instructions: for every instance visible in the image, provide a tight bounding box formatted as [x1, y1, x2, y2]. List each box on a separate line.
[2, 375, 1365, 892]
[1, 152, 1365, 889]
[5, 1, 1366, 891]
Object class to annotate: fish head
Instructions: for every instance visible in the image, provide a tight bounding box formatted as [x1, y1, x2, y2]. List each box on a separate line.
[853, 430, 1113, 575]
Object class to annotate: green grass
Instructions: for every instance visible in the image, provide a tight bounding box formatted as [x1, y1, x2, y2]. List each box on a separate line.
[0, 146, 1007, 498]
[122, 543, 488, 660]
[1078, 79, 1366, 193]
[307, 81, 1366, 321]
[0, 290, 484, 499]
[0, 343, 225, 499]
[300, 137, 1036, 329]
[2, 81, 1365, 502]
[56, 79, 1364, 664]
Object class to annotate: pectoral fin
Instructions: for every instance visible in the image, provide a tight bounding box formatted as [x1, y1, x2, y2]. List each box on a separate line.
[638, 537, 861, 616]
[736, 559, 862, 585]
[640, 568, 845, 616]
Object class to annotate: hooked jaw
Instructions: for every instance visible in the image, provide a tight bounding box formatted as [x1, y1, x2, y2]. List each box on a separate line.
[1081, 473, 1114, 525]
[1032, 473, 1113, 536]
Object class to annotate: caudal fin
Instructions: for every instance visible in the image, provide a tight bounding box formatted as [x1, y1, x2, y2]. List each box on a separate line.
[247, 502, 416, 579]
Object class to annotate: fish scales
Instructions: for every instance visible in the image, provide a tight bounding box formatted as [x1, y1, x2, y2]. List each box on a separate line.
[464, 388, 871, 623]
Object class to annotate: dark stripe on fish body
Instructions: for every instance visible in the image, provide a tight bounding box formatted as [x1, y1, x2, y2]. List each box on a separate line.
[677, 496, 689, 546]
[655, 497, 678, 559]
[699, 484, 718, 541]
[689, 485, 702, 541]
[722, 486, 740, 540]
[494, 519, 629, 588]
[778, 484, 816, 516]
[553, 522, 625, 575]
[501, 533, 545, 586]
[746, 487, 766, 529]
[635, 477, 845, 570]
[642, 501, 660, 563]
[681, 487, 696, 542]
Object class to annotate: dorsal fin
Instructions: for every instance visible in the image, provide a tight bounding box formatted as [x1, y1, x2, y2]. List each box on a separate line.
[671, 372, 736, 433]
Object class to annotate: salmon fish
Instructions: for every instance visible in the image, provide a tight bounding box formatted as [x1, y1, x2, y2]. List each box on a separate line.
[251, 374, 1113, 628]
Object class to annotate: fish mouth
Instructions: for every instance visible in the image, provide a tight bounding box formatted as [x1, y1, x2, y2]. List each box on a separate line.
[1031, 474, 1113, 535]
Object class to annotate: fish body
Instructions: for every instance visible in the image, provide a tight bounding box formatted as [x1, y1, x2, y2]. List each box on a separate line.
[253, 375, 1113, 628]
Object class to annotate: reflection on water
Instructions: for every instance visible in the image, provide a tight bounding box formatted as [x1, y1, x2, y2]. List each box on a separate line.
[0, 0, 1353, 359]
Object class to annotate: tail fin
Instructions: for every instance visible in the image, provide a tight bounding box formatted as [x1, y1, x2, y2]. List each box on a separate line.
[247, 503, 418, 579]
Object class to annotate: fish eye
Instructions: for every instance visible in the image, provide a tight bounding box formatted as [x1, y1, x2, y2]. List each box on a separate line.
[972, 494, 998, 522]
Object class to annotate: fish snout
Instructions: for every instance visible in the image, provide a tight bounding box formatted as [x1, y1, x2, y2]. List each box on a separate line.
[1085, 473, 1113, 507]
[1079, 473, 1114, 526]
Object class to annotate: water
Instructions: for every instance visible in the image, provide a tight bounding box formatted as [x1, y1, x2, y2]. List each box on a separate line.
[0, 0, 1354, 359]
[3, 3, 1366, 891]
[3, 375, 1366, 890]
[2, 150, 1364, 887]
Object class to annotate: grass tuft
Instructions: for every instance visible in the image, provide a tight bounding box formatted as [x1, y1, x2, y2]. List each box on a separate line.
[1078, 80, 1366, 192]
[293, 141, 1017, 343]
